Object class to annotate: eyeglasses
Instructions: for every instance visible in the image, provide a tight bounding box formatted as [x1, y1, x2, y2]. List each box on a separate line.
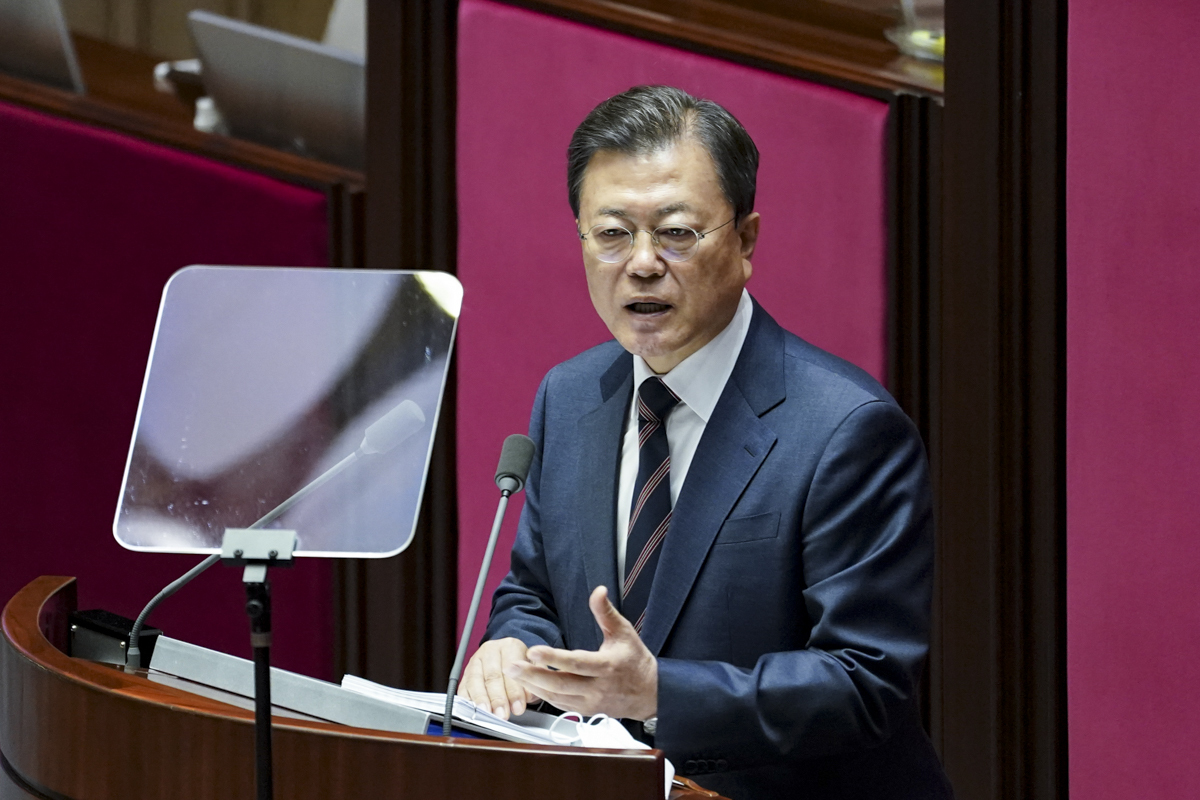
[578, 217, 736, 263]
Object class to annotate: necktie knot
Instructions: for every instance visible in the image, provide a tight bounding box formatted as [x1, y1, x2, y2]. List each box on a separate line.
[638, 377, 680, 424]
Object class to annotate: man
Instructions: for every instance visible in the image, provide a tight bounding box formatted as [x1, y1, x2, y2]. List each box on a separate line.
[460, 86, 953, 800]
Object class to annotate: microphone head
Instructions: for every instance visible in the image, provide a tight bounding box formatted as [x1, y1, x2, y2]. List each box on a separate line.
[494, 434, 535, 493]
[360, 400, 425, 455]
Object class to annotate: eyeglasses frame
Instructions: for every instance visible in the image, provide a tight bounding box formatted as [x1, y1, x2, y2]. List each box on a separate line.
[578, 216, 737, 263]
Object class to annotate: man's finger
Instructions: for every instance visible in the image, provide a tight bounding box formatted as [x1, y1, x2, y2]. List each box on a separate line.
[483, 671, 516, 719]
[526, 644, 607, 676]
[588, 585, 634, 640]
[506, 660, 592, 702]
[458, 657, 488, 708]
[457, 638, 530, 719]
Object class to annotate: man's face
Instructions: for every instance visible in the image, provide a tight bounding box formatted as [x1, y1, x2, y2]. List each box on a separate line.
[576, 138, 760, 374]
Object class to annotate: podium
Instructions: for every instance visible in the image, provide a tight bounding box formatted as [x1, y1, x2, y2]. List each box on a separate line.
[1, 577, 723, 800]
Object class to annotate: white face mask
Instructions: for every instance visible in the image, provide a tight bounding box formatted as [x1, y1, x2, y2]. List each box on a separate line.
[547, 712, 675, 798]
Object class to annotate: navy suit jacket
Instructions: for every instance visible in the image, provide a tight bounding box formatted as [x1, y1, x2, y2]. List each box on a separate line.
[486, 302, 953, 800]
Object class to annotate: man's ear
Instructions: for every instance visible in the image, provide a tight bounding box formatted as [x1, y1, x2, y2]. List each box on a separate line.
[738, 212, 761, 260]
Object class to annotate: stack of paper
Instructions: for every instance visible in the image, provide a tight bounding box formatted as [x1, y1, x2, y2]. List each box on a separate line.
[340, 674, 576, 745]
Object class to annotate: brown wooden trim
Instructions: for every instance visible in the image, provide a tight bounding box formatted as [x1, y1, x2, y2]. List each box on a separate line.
[885, 91, 943, 738]
[501, 0, 942, 97]
[327, 184, 367, 270]
[932, 0, 1067, 797]
[886, 91, 941, 438]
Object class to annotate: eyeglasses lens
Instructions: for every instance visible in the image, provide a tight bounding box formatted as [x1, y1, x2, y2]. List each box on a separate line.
[653, 227, 698, 261]
[586, 225, 699, 263]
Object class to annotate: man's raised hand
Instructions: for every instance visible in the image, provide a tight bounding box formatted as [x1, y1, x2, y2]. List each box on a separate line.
[503, 586, 657, 720]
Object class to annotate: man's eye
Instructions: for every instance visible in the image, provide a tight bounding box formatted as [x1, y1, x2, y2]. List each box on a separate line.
[597, 228, 628, 240]
[658, 227, 692, 239]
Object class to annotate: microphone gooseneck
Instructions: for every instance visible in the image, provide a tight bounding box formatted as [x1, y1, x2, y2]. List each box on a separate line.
[443, 434, 536, 732]
[125, 400, 425, 668]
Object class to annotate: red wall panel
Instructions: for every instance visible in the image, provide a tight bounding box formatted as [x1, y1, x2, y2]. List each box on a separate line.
[456, 0, 890, 649]
[1068, 2, 1200, 796]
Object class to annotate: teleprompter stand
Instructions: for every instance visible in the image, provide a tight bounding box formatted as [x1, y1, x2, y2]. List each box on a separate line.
[221, 528, 297, 800]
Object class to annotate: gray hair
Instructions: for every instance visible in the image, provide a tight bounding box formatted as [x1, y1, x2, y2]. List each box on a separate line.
[567, 85, 759, 223]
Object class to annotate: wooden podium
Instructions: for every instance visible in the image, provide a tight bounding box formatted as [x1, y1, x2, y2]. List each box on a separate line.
[1, 577, 722, 800]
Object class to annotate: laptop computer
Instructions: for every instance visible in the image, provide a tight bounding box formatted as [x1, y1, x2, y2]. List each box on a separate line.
[0, 0, 85, 93]
[187, 10, 364, 170]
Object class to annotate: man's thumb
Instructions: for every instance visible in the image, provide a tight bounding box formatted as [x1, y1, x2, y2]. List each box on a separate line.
[590, 585, 630, 639]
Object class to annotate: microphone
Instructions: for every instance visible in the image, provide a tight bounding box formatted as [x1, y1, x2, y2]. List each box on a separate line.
[125, 399, 426, 668]
[494, 433, 535, 495]
[361, 399, 425, 455]
[442, 434, 535, 733]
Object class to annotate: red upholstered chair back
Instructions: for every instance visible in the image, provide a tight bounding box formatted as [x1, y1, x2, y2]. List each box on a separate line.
[0, 101, 333, 678]
[455, 0, 890, 648]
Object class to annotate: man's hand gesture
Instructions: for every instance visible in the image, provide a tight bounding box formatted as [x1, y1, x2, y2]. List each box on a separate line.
[504, 585, 658, 721]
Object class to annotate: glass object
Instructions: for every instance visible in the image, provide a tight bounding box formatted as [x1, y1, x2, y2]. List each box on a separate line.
[113, 266, 462, 558]
[580, 218, 735, 263]
[887, 0, 944, 63]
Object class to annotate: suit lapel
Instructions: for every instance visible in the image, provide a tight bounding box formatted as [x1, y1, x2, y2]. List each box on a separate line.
[638, 304, 787, 655]
[572, 350, 632, 648]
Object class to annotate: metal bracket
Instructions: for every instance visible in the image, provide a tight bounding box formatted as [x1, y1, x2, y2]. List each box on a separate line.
[220, 528, 297, 584]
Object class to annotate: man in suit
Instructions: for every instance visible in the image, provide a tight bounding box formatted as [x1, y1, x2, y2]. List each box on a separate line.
[460, 86, 952, 799]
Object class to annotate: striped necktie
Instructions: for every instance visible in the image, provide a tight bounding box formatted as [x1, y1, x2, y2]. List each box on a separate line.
[623, 376, 680, 634]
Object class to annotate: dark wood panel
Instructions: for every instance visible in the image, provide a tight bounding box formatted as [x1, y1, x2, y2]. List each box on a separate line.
[933, 0, 1067, 798]
[1, 577, 721, 800]
[73, 35, 195, 122]
[885, 91, 943, 736]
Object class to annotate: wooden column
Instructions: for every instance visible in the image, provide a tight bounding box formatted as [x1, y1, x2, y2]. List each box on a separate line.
[932, 0, 1067, 797]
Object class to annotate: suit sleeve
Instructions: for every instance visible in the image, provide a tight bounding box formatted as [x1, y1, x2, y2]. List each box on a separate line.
[482, 372, 567, 651]
[655, 399, 934, 767]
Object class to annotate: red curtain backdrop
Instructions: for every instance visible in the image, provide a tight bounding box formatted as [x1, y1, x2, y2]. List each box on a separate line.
[0, 101, 334, 679]
[1068, 2, 1200, 797]
[456, 0, 890, 650]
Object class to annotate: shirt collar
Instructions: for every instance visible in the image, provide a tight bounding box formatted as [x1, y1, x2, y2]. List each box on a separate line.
[632, 289, 753, 423]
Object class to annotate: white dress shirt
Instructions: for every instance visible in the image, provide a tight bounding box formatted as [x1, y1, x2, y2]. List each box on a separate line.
[616, 289, 754, 587]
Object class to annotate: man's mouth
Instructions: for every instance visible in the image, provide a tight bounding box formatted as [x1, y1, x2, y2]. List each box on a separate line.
[627, 302, 671, 314]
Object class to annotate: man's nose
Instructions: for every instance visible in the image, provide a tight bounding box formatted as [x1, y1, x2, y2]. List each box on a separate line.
[626, 231, 665, 277]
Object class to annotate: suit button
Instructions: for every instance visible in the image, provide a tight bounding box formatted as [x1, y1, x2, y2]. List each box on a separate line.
[717, 759, 728, 771]
[684, 760, 697, 773]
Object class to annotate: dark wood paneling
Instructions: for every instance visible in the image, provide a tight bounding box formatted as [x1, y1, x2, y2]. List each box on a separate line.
[885, 91, 943, 736]
[933, 0, 1067, 797]
[351, 0, 460, 691]
[887, 91, 941, 439]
